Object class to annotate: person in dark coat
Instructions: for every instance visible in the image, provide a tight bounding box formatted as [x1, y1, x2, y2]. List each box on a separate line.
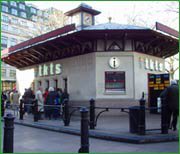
[161, 80, 179, 131]
[1, 92, 7, 117]
[45, 87, 59, 119]
[62, 89, 69, 103]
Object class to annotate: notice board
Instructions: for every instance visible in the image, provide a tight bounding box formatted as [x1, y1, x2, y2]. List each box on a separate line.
[148, 73, 170, 113]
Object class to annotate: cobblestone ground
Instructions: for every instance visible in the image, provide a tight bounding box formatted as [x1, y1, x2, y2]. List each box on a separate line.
[1, 124, 179, 153]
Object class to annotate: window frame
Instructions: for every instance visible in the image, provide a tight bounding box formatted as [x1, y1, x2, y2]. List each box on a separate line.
[11, 18, 18, 24]
[105, 71, 126, 92]
[2, 5, 8, 12]
[19, 3, 25, 10]
[10, 1, 17, 7]
[20, 11, 27, 18]
[11, 8, 18, 15]
[1, 36, 8, 48]
[2, 15, 9, 22]
[2, 24, 8, 31]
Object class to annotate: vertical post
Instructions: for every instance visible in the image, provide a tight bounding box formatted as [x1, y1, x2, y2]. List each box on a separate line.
[78, 107, 89, 153]
[138, 98, 146, 135]
[19, 99, 24, 120]
[3, 113, 15, 153]
[161, 97, 168, 134]
[63, 99, 70, 126]
[33, 99, 38, 122]
[89, 99, 95, 129]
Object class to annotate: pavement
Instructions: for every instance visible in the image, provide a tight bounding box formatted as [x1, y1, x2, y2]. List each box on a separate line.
[2, 109, 178, 144]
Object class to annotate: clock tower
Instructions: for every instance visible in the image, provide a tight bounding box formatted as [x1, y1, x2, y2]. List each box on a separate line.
[65, 3, 101, 29]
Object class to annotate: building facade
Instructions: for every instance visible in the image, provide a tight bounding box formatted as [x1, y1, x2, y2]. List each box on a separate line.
[1, 1, 64, 91]
[2, 4, 178, 107]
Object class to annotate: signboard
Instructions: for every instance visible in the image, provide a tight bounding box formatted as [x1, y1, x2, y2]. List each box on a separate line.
[156, 22, 178, 38]
[109, 57, 120, 69]
[35, 63, 62, 77]
[139, 57, 164, 72]
[148, 73, 170, 113]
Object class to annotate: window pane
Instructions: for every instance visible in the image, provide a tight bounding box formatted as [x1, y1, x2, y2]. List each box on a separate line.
[10, 38, 17, 46]
[30, 7, 36, 14]
[11, 18, 18, 24]
[2, 69, 6, 77]
[20, 12, 27, 18]
[105, 71, 125, 91]
[2, 5, 8, 12]
[11, 27, 19, 34]
[19, 4, 25, 10]
[2, 15, 9, 22]
[10, 1, 17, 7]
[10, 70, 16, 77]
[2, 24, 8, 31]
[11, 8, 18, 15]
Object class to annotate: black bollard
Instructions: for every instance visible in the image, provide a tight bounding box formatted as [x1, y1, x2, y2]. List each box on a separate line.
[89, 99, 95, 129]
[78, 107, 89, 153]
[63, 99, 70, 126]
[3, 113, 15, 153]
[138, 98, 146, 135]
[19, 99, 24, 120]
[33, 99, 39, 122]
[161, 98, 168, 134]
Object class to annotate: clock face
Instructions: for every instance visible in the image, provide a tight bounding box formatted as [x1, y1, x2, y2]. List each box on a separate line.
[84, 13, 92, 25]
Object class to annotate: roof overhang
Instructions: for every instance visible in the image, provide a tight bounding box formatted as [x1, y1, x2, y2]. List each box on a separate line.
[2, 26, 178, 69]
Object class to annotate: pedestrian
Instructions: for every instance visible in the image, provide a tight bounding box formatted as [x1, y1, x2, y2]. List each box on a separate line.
[43, 88, 49, 118]
[45, 87, 57, 119]
[62, 88, 69, 103]
[160, 80, 179, 131]
[12, 90, 20, 115]
[23, 88, 35, 114]
[35, 87, 44, 120]
[1, 92, 7, 117]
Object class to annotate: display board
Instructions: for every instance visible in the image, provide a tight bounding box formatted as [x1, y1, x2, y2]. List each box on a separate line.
[148, 73, 170, 113]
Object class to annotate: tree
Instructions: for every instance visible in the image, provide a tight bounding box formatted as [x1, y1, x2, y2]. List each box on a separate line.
[22, 8, 65, 39]
[165, 55, 179, 80]
[124, 2, 179, 79]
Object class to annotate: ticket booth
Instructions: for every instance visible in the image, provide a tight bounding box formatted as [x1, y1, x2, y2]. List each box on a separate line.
[148, 73, 170, 113]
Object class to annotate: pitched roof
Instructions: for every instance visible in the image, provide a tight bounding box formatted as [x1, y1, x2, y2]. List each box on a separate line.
[84, 22, 150, 30]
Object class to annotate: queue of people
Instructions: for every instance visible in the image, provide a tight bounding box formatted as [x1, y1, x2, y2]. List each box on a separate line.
[1, 87, 69, 120]
[34, 87, 69, 120]
[1, 89, 20, 114]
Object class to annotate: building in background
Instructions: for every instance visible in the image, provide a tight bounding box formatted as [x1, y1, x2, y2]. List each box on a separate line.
[1, 1, 64, 91]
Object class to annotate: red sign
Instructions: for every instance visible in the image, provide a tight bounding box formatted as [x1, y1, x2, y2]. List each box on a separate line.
[156, 22, 178, 38]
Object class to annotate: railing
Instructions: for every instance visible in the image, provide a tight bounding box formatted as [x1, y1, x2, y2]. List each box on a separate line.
[2, 96, 169, 136]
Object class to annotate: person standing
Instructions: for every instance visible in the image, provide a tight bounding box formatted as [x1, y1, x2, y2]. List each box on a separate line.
[35, 87, 44, 120]
[161, 80, 179, 131]
[45, 87, 57, 119]
[43, 88, 49, 118]
[12, 90, 20, 115]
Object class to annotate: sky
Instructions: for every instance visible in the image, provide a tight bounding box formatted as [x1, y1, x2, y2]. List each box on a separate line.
[26, 1, 179, 79]
[27, 1, 179, 30]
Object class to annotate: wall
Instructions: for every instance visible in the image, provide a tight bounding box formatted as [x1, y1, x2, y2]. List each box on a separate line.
[32, 53, 96, 101]
[95, 52, 134, 99]
[133, 52, 165, 100]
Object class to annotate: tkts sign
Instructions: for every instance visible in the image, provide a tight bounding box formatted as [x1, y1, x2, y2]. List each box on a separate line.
[35, 63, 62, 77]
[139, 57, 164, 72]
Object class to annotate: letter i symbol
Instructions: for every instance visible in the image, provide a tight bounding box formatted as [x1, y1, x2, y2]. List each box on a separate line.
[113, 58, 116, 68]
